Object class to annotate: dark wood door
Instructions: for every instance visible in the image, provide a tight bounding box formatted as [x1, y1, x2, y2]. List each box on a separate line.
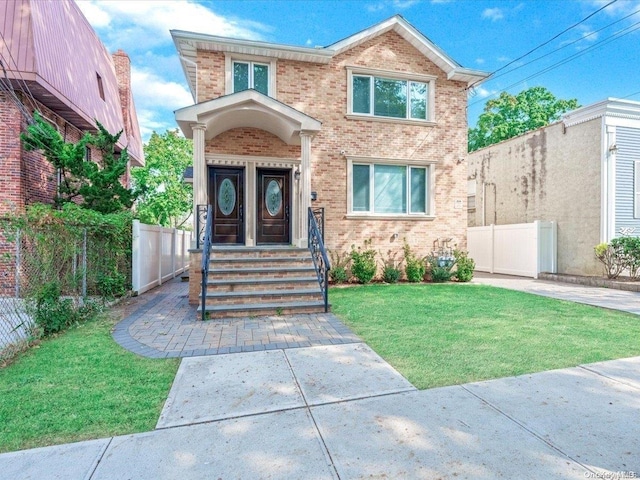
[209, 167, 244, 244]
[257, 169, 290, 244]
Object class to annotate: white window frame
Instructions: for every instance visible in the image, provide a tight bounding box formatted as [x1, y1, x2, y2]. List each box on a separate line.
[346, 156, 435, 219]
[346, 66, 436, 125]
[225, 54, 276, 97]
[634, 160, 640, 219]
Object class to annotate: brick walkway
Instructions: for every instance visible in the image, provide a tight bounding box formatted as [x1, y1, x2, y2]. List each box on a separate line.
[112, 278, 360, 358]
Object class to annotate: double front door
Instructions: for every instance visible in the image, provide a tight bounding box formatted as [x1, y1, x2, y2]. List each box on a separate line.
[209, 167, 290, 245]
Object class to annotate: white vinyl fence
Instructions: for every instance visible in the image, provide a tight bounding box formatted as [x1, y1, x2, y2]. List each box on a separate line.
[132, 220, 191, 295]
[468, 221, 557, 278]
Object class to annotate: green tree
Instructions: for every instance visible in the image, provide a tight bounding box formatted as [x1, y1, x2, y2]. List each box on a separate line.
[131, 130, 193, 228]
[21, 113, 135, 214]
[468, 86, 579, 152]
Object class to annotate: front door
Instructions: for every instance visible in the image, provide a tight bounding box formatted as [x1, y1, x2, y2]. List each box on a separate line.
[209, 167, 244, 244]
[257, 169, 290, 244]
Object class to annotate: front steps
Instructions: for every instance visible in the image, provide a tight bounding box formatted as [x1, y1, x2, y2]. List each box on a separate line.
[198, 246, 327, 319]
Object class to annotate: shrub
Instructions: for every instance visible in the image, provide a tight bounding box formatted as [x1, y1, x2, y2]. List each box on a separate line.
[611, 236, 640, 280]
[329, 249, 351, 284]
[594, 242, 624, 279]
[380, 250, 401, 284]
[425, 252, 456, 283]
[453, 250, 475, 282]
[350, 240, 377, 284]
[28, 281, 75, 336]
[403, 241, 426, 283]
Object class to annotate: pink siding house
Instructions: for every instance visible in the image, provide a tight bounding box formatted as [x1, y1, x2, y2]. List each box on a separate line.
[0, 0, 144, 215]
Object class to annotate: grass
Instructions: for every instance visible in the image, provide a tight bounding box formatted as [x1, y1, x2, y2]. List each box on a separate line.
[331, 283, 640, 390]
[0, 311, 179, 453]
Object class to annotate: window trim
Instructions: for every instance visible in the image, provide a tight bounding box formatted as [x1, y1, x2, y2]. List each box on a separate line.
[346, 66, 436, 124]
[346, 156, 436, 219]
[225, 54, 277, 97]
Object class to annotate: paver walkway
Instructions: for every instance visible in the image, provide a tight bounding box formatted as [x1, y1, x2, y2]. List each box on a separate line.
[111, 278, 360, 358]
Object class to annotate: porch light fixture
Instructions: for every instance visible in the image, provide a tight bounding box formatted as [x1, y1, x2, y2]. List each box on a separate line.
[294, 166, 301, 180]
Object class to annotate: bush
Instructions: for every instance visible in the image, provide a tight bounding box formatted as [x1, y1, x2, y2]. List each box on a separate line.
[97, 270, 128, 299]
[611, 236, 640, 280]
[425, 252, 455, 283]
[329, 249, 351, 284]
[595, 242, 625, 279]
[28, 281, 75, 336]
[403, 241, 425, 283]
[350, 240, 377, 284]
[453, 250, 475, 282]
[380, 250, 401, 284]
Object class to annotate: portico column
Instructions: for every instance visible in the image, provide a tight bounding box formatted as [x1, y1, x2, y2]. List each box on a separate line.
[191, 123, 207, 246]
[299, 131, 313, 248]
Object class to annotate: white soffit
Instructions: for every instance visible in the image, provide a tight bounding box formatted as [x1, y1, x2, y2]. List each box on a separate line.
[563, 98, 640, 127]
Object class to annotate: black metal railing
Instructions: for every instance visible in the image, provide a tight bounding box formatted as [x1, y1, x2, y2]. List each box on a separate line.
[311, 207, 325, 242]
[308, 207, 330, 312]
[200, 205, 213, 321]
[196, 204, 209, 248]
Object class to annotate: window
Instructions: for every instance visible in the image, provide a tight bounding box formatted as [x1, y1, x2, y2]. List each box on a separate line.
[233, 61, 269, 95]
[349, 68, 432, 121]
[351, 162, 430, 215]
[635, 161, 640, 218]
[96, 73, 105, 101]
[467, 180, 477, 211]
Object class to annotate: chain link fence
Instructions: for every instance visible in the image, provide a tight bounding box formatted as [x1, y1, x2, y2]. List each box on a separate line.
[1, 219, 131, 357]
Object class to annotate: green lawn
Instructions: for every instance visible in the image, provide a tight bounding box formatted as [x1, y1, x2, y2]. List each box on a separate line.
[0, 312, 179, 453]
[331, 283, 640, 389]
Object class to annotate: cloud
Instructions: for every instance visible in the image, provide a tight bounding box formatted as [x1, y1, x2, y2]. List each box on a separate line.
[366, 0, 420, 12]
[78, 0, 269, 52]
[482, 7, 504, 21]
[475, 58, 485, 65]
[131, 68, 193, 111]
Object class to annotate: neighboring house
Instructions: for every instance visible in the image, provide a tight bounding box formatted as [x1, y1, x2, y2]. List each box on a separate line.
[0, 0, 144, 294]
[468, 98, 640, 276]
[173, 15, 488, 312]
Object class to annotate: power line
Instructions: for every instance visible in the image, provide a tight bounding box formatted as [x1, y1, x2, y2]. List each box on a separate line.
[468, 18, 640, 109]
[486, 6, 640, 85]
[469, 0, 618, 90]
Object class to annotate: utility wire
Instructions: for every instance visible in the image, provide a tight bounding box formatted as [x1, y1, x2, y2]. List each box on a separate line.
[468, 18, 640, 109]
[468, 0, 618, 90]
[486, 6, 640, 84]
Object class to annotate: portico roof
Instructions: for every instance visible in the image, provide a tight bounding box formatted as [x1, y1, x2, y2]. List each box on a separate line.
[174, 89, 321, 145]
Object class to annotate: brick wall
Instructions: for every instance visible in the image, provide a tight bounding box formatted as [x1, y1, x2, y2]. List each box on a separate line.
[197, 30, 469, 261]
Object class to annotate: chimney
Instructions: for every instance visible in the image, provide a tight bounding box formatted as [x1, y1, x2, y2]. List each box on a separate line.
[112, 49, 131, 137]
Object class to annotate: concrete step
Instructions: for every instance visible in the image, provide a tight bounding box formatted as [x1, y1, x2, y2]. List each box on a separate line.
[204, 289, 323, 305]
[210, 266, 316, 280]
[197, 300, 329, 319]
[207, 276, 320, 292]
[211, 256, 314, 269]
[210, 246, 310, 259]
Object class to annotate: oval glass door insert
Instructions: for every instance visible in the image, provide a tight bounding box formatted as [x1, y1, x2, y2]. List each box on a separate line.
[265, 180, 282, 216]
[218, 178, 236, 216]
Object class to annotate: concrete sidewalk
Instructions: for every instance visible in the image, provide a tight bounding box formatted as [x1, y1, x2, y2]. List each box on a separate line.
[1, 342, 639, 479]
[473, 272, 640, 315]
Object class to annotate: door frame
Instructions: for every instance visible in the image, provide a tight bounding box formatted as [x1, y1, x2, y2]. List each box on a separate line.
[208, 166, 245, 244]
[256, 168, 292, 245]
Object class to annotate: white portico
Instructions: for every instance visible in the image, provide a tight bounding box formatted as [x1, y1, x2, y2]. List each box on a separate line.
[176, 89, 321, 248]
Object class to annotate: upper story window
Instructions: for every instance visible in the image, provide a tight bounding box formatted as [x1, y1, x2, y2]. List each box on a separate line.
[347, 67, 435, 124]
[232, 61, 270, 95]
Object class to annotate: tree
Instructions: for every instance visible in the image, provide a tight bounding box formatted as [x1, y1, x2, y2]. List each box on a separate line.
[131, 130, 193, 228]
[21, 113, 135, 214]
[468, 86, 579, 152]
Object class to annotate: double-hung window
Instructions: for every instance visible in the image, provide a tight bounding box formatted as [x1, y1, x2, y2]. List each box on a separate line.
[348, 68, 434, 122]
[351, 162, 430, 215]
[233, 61, 269, 95]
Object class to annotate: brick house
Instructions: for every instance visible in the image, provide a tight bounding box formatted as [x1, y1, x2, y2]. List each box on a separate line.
[467, 98, 640, 276]
[172, 15, 488, 315]
[0, 0, 144, 295]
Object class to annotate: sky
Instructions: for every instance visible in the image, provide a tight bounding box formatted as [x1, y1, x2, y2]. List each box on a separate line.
[77, 0, 640, 142]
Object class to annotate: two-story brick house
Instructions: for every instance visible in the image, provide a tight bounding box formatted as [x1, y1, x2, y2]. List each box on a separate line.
[173, 15, 487, 315]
